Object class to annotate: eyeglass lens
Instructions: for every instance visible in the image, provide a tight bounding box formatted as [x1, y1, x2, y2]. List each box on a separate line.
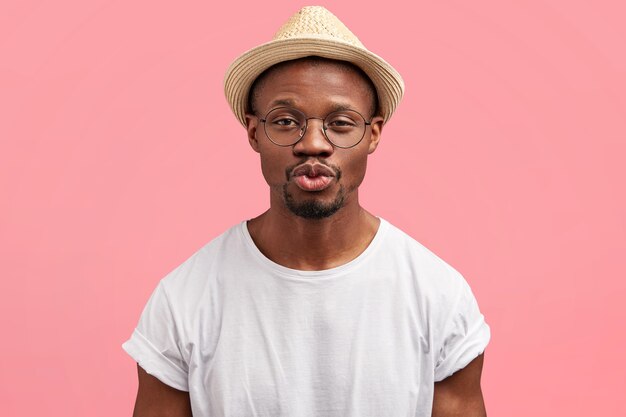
[263, 107, 367, 148]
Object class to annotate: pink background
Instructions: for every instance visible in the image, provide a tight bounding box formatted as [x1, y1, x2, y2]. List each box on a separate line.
[1, 1, 625, 415]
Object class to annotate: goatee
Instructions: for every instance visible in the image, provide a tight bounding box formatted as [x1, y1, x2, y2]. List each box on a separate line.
[283, 184, 346, 219]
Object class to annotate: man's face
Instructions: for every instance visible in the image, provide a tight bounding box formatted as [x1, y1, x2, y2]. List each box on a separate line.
[245, 59, 384, 220]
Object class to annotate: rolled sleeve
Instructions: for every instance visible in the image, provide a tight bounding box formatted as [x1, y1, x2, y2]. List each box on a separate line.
[122, 281, 189, 391]
[434, 279, 490, 382]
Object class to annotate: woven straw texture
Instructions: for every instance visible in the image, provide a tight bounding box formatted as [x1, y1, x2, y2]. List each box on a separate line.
[224, 6, 404, 127]
[273, 6, 364, 47]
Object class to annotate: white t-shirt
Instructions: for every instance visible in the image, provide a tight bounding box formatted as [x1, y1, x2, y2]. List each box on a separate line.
[123, 218, 490, 416]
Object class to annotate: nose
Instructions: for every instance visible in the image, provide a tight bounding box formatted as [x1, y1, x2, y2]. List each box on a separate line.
[292, 117, 334, 157]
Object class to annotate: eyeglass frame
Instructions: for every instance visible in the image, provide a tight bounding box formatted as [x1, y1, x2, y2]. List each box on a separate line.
[257, 106, 374, 149]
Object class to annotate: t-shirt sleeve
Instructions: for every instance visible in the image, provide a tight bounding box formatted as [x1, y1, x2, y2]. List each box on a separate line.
[122, 281, 189, 391]
[434, 278, 490, 382]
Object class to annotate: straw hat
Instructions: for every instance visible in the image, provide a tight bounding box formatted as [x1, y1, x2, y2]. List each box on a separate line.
[224, 6, 405, 127]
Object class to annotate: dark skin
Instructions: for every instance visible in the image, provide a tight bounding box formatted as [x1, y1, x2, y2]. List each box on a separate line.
[245, 59, 384, 271]
[133, 365, 192, 417]
[131, 59, 486, 416]
[432, 354, 487, 417]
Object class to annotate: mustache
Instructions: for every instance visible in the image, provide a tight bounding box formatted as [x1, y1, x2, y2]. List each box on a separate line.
[285, 158, 342, 181]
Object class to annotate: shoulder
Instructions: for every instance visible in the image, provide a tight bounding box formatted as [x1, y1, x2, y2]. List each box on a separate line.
[157, 222, 246, 301]
[380, 220, 490, 379]
[380, 219, 469, 295]
[126, 223, 247, 366]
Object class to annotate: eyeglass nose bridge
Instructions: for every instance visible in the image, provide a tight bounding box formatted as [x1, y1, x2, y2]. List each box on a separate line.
[296, 116, 330, 144]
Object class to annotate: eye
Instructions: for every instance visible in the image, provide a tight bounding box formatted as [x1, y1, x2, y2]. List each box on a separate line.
[329, 119, 355, 127]
[326, 115, 358, 129]
[265, 108, 303, 130]
[273, 117, 299, 127]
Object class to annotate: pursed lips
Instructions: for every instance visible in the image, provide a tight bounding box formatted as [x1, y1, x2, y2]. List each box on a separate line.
[291, 163, 336, 191]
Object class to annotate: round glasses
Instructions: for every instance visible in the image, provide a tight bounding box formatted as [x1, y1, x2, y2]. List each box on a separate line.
[259, 106, 372, 149]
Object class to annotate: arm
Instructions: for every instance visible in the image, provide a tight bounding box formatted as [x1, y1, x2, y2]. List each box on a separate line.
[432, 353, 486, 417]
[132, 364, 193, 417]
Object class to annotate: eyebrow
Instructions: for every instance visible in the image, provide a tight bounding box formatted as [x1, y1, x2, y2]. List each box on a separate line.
[269, 99, 296, 108]
[329, 103, 354, 112]
[267, 100, 358, 113]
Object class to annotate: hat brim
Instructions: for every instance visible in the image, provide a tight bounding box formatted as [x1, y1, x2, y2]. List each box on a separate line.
[224, 36, 405, 127]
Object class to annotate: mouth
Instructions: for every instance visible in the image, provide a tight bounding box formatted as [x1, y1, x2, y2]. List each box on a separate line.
[291, 163, 335, 192]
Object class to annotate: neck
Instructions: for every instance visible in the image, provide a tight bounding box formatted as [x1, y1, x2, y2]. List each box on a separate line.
[247, 199, 380, 271]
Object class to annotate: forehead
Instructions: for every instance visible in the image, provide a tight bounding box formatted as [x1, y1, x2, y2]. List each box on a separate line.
[252, 58, 375, 113]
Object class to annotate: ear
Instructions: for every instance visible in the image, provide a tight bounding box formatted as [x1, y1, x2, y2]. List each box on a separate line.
[367, 116, 384, 154]
[245, 113, 260, 153]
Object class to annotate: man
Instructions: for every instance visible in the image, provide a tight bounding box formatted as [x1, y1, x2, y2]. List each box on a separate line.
[123, 6, 490, 417]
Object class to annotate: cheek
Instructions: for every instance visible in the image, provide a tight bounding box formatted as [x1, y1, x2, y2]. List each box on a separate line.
[339, 151, 369, 188]
[258, 151, 287, 186]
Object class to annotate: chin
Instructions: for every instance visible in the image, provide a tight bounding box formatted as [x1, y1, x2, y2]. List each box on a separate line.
[283, 185, 346, 220]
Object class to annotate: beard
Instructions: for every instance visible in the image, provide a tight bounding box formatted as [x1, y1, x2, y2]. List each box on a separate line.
[281, 158, 346, 219]
[283, 183, 346, 219]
